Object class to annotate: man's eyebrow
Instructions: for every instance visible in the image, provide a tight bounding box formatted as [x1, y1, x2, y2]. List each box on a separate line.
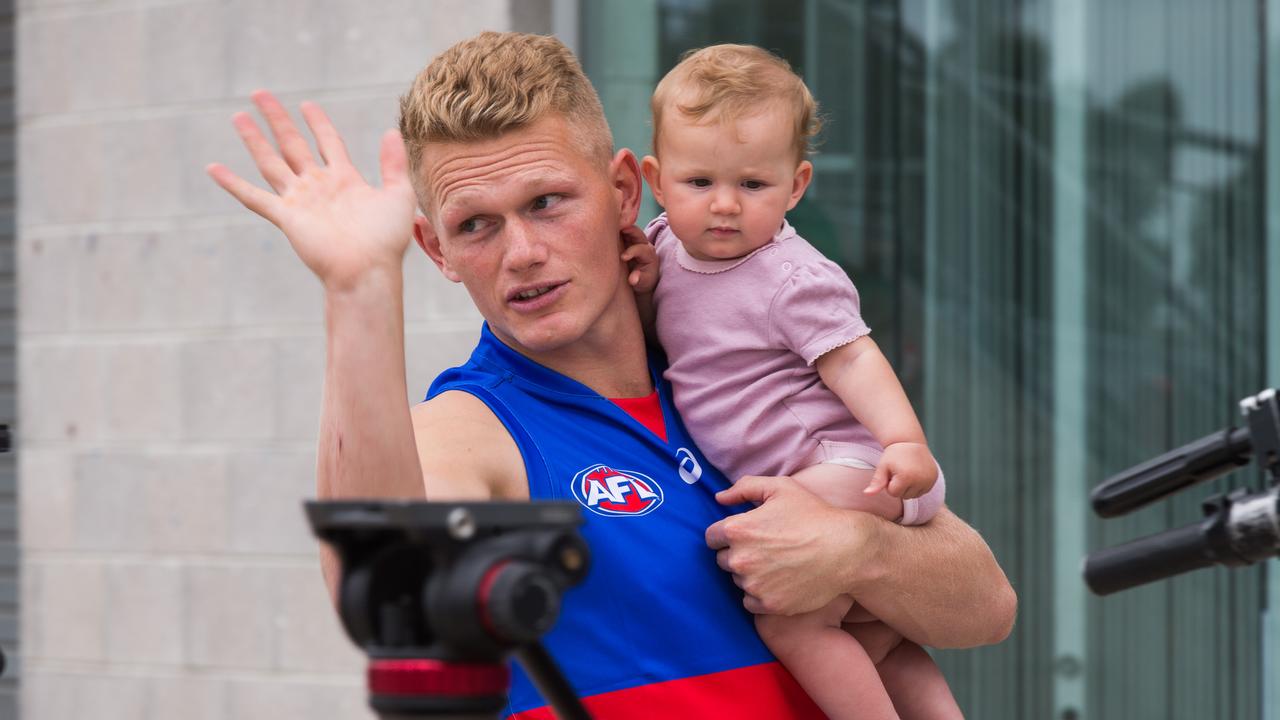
[440, 171, 580, 219]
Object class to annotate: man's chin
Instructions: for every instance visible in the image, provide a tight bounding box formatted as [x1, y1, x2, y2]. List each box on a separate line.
[493, 316, 582, 357]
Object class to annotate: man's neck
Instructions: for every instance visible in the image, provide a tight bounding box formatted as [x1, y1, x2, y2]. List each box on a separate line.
[499, 291, 654, 399]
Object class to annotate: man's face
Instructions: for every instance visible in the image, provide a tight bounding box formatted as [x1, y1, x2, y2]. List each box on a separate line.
[416, 115, 640, 358]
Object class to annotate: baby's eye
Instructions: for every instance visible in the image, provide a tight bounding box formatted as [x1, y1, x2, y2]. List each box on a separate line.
[742, 180, 767, 190]
[689, 178, 711, 188]
[531, 194, 564, 211]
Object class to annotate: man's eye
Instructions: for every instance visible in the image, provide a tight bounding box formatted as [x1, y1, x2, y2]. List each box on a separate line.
[531, 194, 563, 211]
[690, 178, 711, 188]
[459, 217, 486, 234]
[743, 180, 766, 190]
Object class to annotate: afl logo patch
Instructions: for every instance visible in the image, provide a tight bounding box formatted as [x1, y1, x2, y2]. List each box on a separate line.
[570, 464, 664, 517]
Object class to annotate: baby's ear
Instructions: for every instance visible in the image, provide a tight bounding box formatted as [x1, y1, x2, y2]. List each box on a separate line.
[640, 155, 665, 206]
[788, 160, 814, 211]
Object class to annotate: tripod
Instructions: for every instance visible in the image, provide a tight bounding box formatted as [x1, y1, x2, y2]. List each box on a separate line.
[307, 500, 594, 719]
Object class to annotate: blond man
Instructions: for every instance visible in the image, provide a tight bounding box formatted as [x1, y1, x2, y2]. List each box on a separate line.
[208, 31, 1014, 718]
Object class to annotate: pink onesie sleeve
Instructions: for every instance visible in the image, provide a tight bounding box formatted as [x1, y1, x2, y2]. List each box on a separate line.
[769, 261, 871, 364]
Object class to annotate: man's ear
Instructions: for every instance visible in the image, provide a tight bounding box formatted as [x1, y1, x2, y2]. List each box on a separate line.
[414, 215, 461, 283]
[608, 149, 644, 228]
[640, 155, 664, 207]
[787, 160, 814, 211]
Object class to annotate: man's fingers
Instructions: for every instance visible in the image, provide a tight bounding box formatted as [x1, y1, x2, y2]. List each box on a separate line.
[743, 595, 765, 615]
[231, 112, 294, 193]
[705, 518, 731, 550]
[714, 475, 778, 506]
[379, 129, 412, 192]
[206, 163, 279, 223]
[252, 89, 318, 174]
[299, 101, 353, 168]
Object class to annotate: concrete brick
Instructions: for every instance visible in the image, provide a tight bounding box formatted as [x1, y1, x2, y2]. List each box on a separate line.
[102, 342, 182, 442]
[226, 450, 316, 556]
[273, 563, 363, 673]
[25, 672, 148, 720]
[146, 225, 235, 330]
[19, 123, 104, 225]
[34, 560, 106, 662]
[181, 336, 277, 442]
[19, 448, 75, 550]
[146, 675, 228, 720]
[73, 453, 149, 551]
[403, 326, 481, 401]
[143, 455, 229, 554]
[20, 342, 106, 443]
[143, 2, 230, 106]
[227, 677, 373, 720]
[21, 559, 40, 659]
[184, 565, 275, 670]
[73, 228, 233, 331]
[17, 234, 76, 334]
[103, 561, 184, 665]
[74, 452, 229, 553]
[272, 334, 324, 443]
[403, 249, 483, 324]
[68, 10, 148, 112]
[99, 117, 185, 220]
[16, 14, 74, 117]
[226, 222, 323, 326]
[321, 0, 510, 90]
[227, 0, 328, 97]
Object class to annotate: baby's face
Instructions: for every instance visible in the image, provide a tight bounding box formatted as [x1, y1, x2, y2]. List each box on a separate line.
[644, 108, 812, 261]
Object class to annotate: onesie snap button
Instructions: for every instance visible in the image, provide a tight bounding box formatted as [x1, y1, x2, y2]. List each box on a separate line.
[782, 261, 793, 272]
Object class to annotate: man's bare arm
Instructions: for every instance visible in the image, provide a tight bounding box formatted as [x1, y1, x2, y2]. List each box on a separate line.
[706, 476, 1015, 649]
[208, 92, 436, 595]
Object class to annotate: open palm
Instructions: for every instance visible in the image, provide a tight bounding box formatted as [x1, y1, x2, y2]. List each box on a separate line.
[206, 91, 418, 291]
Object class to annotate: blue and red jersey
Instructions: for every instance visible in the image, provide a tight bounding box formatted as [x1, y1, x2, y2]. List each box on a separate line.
[427, 324, 823, 719]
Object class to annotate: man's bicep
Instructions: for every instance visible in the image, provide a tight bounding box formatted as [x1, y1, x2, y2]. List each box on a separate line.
[411, 391, 529, 501]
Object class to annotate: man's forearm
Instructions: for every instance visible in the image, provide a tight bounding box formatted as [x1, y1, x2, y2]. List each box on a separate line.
[845, 507, 1016, 649]
[316, 268, 425, 593]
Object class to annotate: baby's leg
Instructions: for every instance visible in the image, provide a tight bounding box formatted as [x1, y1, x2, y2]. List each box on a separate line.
[878, 640, 964, 720]
[847, 619, 962, 719]
[755, 597, 900, 720]
[791, 461, 903, 520]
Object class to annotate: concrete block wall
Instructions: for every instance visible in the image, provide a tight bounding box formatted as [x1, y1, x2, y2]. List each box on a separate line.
[17, 1, 550, 717]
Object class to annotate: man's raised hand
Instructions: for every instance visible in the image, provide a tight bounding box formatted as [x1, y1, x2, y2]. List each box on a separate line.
[206, 91, 418, 292]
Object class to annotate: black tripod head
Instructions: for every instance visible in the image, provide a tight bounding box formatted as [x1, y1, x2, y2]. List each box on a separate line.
[306, 500, 591, 719]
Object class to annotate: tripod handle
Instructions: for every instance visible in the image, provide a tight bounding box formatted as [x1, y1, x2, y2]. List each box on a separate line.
[1083, 520, 1216, 595]
[1090, 427, 1252, 517]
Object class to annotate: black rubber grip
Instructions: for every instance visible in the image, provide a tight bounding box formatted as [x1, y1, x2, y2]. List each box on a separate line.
[1091, 427, 1252, 517]
[1084, 521, 1216, 595]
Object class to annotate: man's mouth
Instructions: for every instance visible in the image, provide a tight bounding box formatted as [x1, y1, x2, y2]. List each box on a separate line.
[507, 281, 568, 309]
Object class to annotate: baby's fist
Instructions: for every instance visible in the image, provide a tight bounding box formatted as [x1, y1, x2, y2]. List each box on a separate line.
[865, 442, 937, 500]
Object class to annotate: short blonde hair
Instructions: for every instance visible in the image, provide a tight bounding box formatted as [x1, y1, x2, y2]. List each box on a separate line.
[650, 44, 821, 161]
[399, 32, 613, 207]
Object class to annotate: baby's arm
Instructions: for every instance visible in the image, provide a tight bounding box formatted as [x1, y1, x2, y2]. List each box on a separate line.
[815, 337, 937, 499]
[620, 225, 660, 342]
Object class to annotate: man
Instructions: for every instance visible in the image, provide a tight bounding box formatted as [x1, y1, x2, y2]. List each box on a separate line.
[208, 31, 1014, 718]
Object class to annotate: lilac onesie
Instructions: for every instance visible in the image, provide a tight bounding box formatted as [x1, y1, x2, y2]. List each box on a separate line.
[647, 214, 945, 525]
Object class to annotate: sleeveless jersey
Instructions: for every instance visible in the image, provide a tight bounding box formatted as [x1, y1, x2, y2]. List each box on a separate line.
[427, 325, 824, 719]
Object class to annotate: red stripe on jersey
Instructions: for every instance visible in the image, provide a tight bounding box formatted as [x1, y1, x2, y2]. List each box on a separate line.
[508, 661, 823, 719]
[608, 390, 667, 443]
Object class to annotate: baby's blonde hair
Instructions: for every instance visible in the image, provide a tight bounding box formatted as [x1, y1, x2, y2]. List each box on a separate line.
[651, 44, 821, 162]
[399, 31, 613, 208]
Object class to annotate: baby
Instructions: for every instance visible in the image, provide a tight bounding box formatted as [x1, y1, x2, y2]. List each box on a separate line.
[623, 45, 961, 720]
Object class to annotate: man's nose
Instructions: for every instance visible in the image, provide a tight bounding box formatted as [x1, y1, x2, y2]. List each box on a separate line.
[710, 187, 740, 216]
[504, 218, 549, 270]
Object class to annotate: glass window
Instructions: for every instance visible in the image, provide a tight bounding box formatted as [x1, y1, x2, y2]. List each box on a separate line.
[583, 2, 1274, 717]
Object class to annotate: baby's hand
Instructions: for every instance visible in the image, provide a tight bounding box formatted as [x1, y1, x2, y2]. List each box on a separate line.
[864, 442, 937, 499]
[620, 225, 660, 294]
